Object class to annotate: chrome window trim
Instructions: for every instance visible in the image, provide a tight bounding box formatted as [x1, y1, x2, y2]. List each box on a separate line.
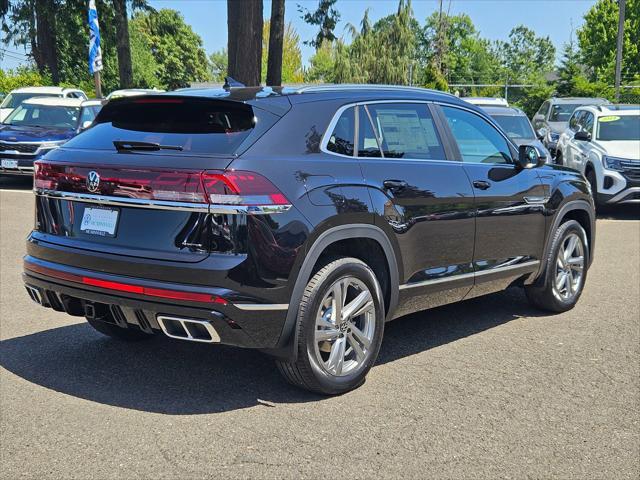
[399, 260, 540, 290]
[321, 99, 515, 165]
[34, 189, 292, 215]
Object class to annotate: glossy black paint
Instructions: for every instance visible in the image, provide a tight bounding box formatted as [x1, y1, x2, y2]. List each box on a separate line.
[24, 86, 595, 356]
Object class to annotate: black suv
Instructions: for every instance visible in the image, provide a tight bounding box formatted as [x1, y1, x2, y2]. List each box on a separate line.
[23, 86, 595, 394]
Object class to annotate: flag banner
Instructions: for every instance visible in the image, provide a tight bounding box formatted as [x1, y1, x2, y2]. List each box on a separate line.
[88, 0, 103, 74]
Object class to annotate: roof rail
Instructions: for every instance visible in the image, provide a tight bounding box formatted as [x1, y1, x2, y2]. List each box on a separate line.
[295, 84, 442, 95]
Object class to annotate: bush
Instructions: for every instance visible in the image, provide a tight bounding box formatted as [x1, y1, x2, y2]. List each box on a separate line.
[0, 67, 52, 93]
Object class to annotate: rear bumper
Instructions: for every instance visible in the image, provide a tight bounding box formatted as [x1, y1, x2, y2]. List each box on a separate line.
[23, 256, 290, 349]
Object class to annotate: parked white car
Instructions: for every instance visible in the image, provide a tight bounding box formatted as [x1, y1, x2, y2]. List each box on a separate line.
[106, 88, 165, 101]
[556, 104, 640, 206]
[463, 96, 509, 107]
[0, 86, 88, 122]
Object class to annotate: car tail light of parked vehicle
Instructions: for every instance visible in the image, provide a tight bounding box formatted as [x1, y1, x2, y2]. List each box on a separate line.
[34, 162, 291, 209]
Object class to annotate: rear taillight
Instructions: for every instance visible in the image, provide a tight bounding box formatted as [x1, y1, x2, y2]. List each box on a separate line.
[34, 162, 290, 208]
[202, 171, 290, 206]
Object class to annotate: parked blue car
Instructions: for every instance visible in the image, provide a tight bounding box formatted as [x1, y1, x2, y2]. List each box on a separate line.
[0, 97, 102, 176]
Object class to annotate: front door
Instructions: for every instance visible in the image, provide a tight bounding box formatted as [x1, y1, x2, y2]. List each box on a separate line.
[438, 104, 547, 297]
[355, 102, 476, 318]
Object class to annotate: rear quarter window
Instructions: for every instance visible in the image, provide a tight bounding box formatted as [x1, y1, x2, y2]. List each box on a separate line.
[64, 97, 278, 156]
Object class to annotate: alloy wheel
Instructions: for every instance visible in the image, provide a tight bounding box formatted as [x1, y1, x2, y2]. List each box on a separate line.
[553, 232, 585, 301]
[313, 276, 376, 377]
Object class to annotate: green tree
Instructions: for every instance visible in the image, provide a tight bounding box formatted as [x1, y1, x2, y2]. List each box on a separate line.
[0, 65, 51, 92]
[577, 0, 639, 83]
[298, 0, 340, 49]
[495, 25, 555, 82]
[210, 49, 227, 82]
[419, 12, 500, 85]
[305, 40, 336, 82]
[128, 18, 159, 88]
[130, 9, 210, 89]
[261, 21, 304, 84]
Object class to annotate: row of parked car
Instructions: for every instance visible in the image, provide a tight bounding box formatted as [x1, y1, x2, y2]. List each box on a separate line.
[0, 86, 162, 176]
[463, 96, 639, 206]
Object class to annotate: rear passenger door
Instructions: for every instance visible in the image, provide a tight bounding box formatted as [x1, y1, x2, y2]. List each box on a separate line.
[355, 102, 476, 318]
[437, 104, 547, 297]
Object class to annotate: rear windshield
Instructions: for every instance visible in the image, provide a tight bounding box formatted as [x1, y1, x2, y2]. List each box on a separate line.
[64, 97, 267, 155]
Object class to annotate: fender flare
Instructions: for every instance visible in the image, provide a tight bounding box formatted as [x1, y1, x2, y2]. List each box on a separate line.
[267, 224, 400, 361]
[533, 199, 595, 283]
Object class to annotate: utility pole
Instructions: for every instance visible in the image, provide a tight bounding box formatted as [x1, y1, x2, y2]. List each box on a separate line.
[614, 0, 626, 102]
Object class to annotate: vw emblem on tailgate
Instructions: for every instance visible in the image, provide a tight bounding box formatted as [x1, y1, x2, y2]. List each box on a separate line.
[87, 171, 101, 193]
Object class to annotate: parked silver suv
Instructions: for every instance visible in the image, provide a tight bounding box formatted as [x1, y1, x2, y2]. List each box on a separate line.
[532, 97, 609, 159]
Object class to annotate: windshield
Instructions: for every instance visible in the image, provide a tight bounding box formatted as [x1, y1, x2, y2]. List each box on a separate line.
[596, 115, 640, 141]
[549, 104, 582, 122]
[4, 104, 80, 129]
[0, 92, 60, 110]
[490, 114, 536, 140]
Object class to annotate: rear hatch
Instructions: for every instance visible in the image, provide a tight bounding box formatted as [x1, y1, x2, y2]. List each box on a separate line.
[33, 95, 283, 263]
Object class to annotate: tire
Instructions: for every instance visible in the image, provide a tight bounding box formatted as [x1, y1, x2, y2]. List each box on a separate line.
[86, 316, 154, 341]
[276, 257, 385, 395]
[525, 219, 589, 313]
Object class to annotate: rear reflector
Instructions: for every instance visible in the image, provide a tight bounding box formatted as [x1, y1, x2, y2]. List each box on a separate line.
[34, 162, 290, 208]
[24, 261, 228, 305]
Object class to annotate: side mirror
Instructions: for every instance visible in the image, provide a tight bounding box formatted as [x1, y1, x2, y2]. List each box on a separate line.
[516, 145, 547, 169]
[574, 130, 591, 142]
[536, 129, 545, 140]
[80, 120, 93, 131]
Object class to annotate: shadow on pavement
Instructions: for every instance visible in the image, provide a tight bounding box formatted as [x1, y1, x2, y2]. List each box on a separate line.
[1, 289, 544, 414]
[596, 205, 639, 221]
[0, 175, 32, 190]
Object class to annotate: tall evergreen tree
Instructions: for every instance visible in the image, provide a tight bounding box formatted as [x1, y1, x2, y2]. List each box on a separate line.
[266, 0, 285, 86]
[298, 0, 340, 49]
[227, 0, 262, 86]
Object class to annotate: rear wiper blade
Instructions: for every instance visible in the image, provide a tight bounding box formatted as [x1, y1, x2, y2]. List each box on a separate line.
[113, 140, 183, 152]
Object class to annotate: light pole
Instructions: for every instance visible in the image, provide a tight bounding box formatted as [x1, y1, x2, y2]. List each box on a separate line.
[614, 0, 626, 102]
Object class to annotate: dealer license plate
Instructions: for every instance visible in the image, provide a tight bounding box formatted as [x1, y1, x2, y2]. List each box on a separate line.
[80, 207, 119, 237]
[1, 159, 18, 169]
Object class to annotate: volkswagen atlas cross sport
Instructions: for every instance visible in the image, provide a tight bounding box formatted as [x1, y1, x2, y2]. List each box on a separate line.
[23, 86, 596, 395]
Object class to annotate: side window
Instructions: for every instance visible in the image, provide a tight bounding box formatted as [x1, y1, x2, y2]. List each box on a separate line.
[358, 106, 382, 157]
[326, 107, 355, 156]
[80, 106, 97, 125]
[582, 112, 594, 133]
[569, 111, 583, 132]
[365, 103, 445, 159]
[441, 106, 512, 164]
[539, 101, 550, 117]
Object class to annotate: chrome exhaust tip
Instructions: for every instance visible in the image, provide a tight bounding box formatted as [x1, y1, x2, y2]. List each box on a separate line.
[25, 286, 43, 305]
[157, 315, 221, 343]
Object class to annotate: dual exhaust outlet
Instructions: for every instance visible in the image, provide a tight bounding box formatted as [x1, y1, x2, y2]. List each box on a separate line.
[25, 285, 221, 344]
[157, 315, 221, 343]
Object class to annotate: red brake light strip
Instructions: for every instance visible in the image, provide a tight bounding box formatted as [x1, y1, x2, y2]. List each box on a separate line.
[24, 262, 228, 305]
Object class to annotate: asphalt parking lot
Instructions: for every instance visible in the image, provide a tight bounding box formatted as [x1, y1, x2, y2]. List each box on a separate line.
[1, 175, 639, 479]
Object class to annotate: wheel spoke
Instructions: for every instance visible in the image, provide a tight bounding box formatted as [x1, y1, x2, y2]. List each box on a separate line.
[567, 256, 583, 266]
[342, 290, 372, 321]
[347, 332, 366, 361]
[350, 323, 371, 349]
[564, 236, 578, 261]
[556, 256, 566, 270]
[316, 328, 339, 342]
[556, 271, 568, 293]
[327, 336, 346, 375]
[331, 280, 346, 325]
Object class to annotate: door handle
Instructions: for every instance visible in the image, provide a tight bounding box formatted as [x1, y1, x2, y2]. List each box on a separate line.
[383, 179, 408, 192]
[473, 180, 491, 190]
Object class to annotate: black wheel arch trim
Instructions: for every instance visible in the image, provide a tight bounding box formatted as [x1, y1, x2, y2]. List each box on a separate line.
[533, 199, 595, 284]
[264, 224, 400, 361]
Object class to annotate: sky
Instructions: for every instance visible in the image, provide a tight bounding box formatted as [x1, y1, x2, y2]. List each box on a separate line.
[0, 0, 597, 71]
